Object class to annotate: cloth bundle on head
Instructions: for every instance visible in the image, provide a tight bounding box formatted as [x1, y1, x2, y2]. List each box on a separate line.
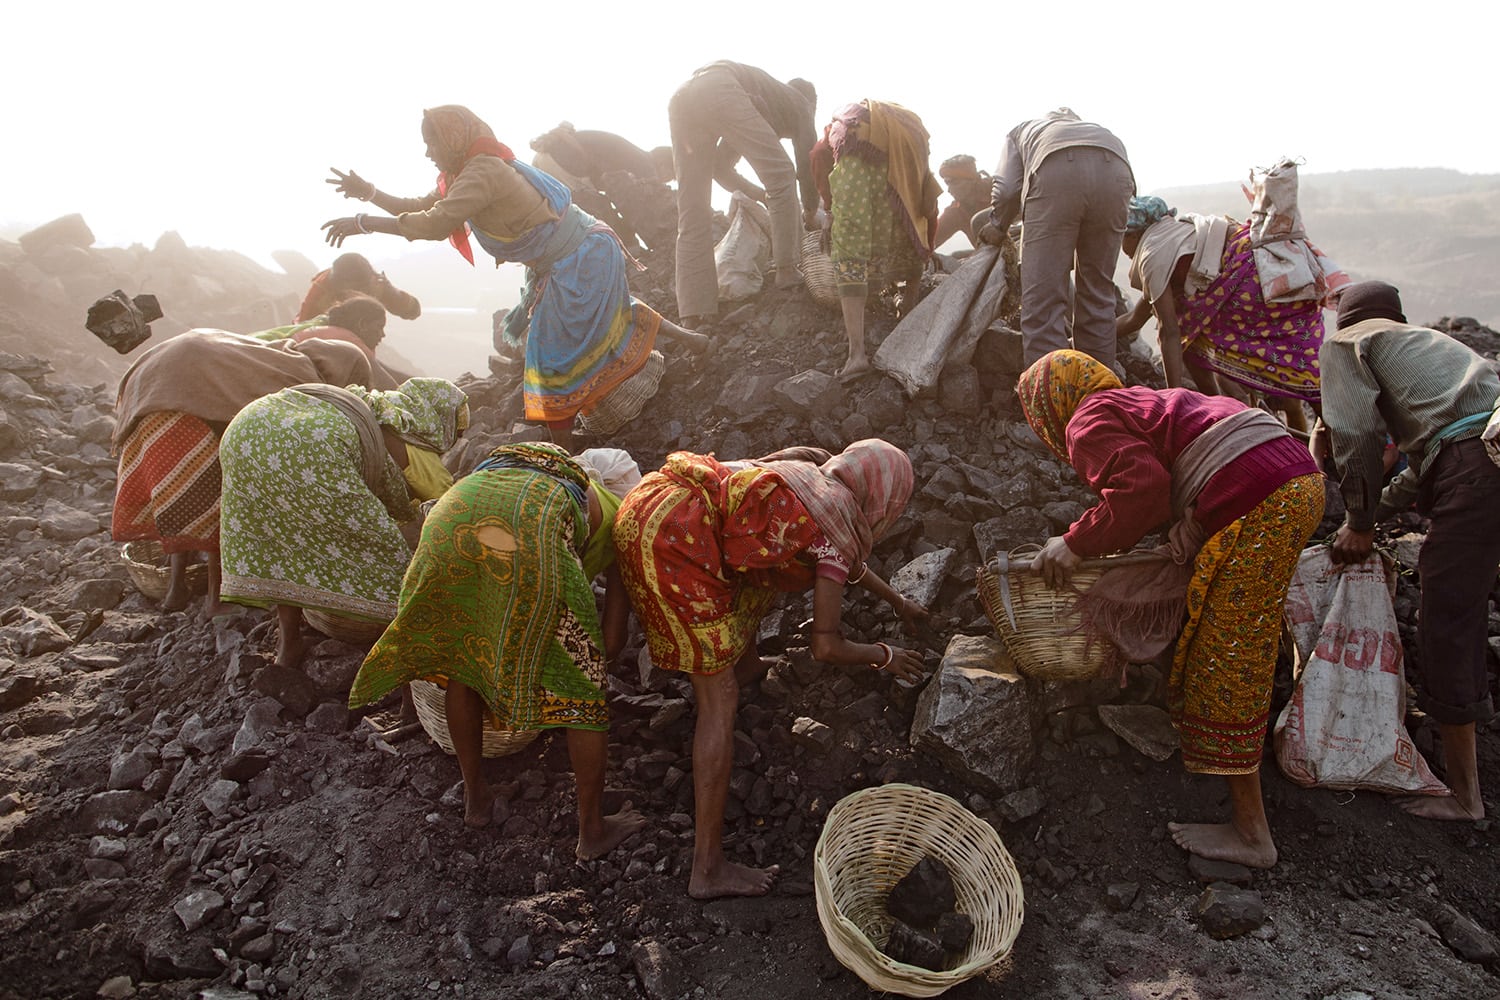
[424, 104, 517, 265]
[575, 448, 643, 499]
[1016, 350, 1123, 460]
[753, 439, 913, 568]
[1336, 280, 1406, 329]
[1125, 195, 1175, 235]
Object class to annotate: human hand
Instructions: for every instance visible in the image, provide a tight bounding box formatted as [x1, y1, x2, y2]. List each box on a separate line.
[1330, 525, 1375, 565]
[894, 595, 929, 634]
[321, 217, 365, 248]
[1034, 535, 1081, 589]
[881, 645, 926, 684]
[327, 167, 376, 201]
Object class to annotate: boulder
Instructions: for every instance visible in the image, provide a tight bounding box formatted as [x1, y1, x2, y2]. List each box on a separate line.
[18, 214, 95, 255]
[773, 369, 841, 416]
[38, 499, 102, 541]
[0, 462, 42, 501]
[911, 634, 1035, 792]
[888, 548, 956, 610]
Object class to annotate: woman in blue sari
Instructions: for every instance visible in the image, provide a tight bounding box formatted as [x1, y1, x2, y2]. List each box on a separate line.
[323, 105, 704, 448]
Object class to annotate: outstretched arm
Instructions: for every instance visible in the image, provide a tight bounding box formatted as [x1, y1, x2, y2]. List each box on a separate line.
[806, 576, 924, 683]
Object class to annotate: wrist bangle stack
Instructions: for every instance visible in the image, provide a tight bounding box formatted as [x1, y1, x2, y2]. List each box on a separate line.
[365, 186, 378, 202]
[354, 214, 369, 234]
[847, 562, 868, 586]
[871, 642, 893, 671]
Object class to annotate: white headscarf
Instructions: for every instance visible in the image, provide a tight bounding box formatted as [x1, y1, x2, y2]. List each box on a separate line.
[575, 448, 642, 499]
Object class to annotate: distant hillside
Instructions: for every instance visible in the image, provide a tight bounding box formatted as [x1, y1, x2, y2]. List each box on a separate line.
[1155, 167, 1500, 329]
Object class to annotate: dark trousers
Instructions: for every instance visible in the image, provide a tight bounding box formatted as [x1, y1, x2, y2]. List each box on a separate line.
[1416, 436, 1500, 724]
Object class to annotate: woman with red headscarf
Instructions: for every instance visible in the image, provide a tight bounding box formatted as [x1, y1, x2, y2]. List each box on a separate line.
[613, 439, 928, 899]
[322, 105, 704, 449]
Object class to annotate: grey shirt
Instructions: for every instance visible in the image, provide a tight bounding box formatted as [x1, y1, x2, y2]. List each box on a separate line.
[1319, 318, 1500, 529]
[990, 113, 1131, 228]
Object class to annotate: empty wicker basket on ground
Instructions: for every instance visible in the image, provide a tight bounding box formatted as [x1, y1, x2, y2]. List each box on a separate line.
[976, 545, 1167, 682]
[120, 541, 208, 602]
[303, 609, 389, 645]
[814, 783, 1024, 997]
[408, 679, 539, 758]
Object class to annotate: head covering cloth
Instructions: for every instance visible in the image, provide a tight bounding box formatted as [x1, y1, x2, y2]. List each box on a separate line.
[424, 105, 517, 265]
[1126, 195, 1176, 235]
[347, 377, 469, 453]
[1017, 349, 1125, 461]
[751, 439, 913, 568]
[1335, 280, 1406, 329]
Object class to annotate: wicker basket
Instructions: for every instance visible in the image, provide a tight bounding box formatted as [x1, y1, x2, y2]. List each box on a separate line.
[120, 541, 209, 602]
[303, 608, 390, 645]
[976, 545, 1109, 682]
[409, 679, 540, 758]
[800, 231, 840, 308]
[577, 350, 664, 436]
[814, 784, 1024, 997]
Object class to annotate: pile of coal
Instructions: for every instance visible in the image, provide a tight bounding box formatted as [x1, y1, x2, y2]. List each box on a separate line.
[881, 856, 975, 971]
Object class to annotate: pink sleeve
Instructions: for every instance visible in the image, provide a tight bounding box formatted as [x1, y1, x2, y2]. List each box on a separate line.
[1061, 409, 1173, 557]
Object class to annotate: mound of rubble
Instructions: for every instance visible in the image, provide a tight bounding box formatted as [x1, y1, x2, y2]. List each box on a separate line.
[1, 238, 1498, 1000]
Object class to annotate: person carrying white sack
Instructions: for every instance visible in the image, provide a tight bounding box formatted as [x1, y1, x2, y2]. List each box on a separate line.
[1320, 280, 1500, 822]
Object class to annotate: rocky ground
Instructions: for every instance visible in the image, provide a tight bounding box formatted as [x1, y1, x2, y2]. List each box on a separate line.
[1, 232, 1499, 1000]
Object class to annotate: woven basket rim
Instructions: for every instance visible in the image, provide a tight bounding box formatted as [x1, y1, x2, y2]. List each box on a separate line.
[120, 541, 208, 600]
[977, 553, 1108, 681]
[408, 679, 539, 758]
[813, 782, 1024, 995]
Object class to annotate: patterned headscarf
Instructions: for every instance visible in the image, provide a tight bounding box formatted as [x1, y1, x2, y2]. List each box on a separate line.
[1125, 195, 1176, 235]
[349, 377, 469, 454]
[423, 105, 517, 264]
[474, 441, 590, 511]
[759, 439, 914, 568]
[1017, 350, 1123, 461]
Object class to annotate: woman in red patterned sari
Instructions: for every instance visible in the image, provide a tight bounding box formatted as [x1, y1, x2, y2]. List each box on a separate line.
[613, 440, 926, 898]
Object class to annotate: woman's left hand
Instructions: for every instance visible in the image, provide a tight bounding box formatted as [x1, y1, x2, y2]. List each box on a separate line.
[1034, 535, 1082, 589]
[322, 217, 364, 248]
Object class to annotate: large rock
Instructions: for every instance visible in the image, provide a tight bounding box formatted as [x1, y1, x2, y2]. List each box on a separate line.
[0, 462, 42, 500]
[18, 214, 95, 255]
[38, 499, 103, 541]
[911, 634, 1035, 792]
[1434, 903, 1500, 964]
[0, 608, 73, 655]
[889, 548, 956, 609]
[773, 369, 841, 416]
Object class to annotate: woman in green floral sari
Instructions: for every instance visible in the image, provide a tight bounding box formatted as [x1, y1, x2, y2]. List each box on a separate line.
[218, 377, 468, 668]
[348, 443, 646, 858]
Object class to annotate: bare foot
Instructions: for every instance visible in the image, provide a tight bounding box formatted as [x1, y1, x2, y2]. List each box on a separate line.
[161, 583, 190, 612]
[1168, 821, 1278, 869]
[274, 632, 307, 671]
[775, 272, 802, 290]
[1395, 793, 1484, 821]
[577, 807, 648, 860]
[203, 599, 234, 618]
[463, 782, 494, 829]
[837, 359, 872, 383]
[398, 684, 419, 725]
[688, 860, 780, 900]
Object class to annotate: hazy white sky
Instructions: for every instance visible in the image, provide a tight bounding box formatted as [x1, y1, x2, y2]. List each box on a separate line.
[5, 0, 1496, 270]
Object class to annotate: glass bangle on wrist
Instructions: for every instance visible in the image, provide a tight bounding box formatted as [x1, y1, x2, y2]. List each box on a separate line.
[871, 642, 893, 671]
[354, 214, 369, 234]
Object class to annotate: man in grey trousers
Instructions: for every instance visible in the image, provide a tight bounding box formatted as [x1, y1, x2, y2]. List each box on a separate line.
[985, 109, 1134, 367]
[668, 61, 820, 326]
